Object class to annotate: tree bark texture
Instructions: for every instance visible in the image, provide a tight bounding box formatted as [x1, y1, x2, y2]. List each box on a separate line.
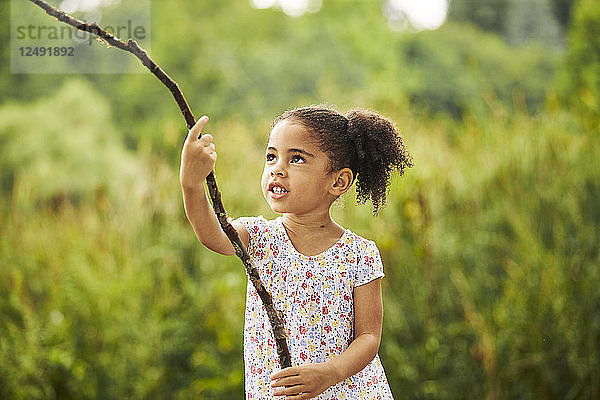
[29, 0, 292, 370]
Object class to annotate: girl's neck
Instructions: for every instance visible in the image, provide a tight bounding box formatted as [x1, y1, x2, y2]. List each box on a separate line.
[281, 211, 337, 232]
[281, 212, 345, 256]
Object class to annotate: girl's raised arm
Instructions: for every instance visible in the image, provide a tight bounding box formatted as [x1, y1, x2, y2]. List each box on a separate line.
[180, 116, 249, 255]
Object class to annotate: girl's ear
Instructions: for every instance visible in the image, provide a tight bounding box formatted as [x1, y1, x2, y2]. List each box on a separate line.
[330, 167, 354, 196]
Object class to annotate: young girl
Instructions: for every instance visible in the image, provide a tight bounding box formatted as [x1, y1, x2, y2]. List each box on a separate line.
[180, 106, 412, 399]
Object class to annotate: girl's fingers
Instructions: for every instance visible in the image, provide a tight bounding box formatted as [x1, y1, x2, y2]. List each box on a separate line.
[271, 375, 303, 388]
[198, 134, 214, 148]
[281, 392, 313, 400]
[187, 115, 209, 140]
[272, 384, 308, 397]
[271, 366, 299, 381]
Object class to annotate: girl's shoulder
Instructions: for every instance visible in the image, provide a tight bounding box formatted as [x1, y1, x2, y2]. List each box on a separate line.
[334, 229, 385, 286]
[234, 216, 282, 246]
[341, 228, 380, 254]
[235, 215, 275, 233]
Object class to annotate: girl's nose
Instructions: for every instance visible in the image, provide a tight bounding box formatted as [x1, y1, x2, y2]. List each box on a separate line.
[271, 163, 286, 177]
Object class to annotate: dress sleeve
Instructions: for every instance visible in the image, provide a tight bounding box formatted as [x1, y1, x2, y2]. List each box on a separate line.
[353, 240, 385, 287]
[234, 215, 267, 257]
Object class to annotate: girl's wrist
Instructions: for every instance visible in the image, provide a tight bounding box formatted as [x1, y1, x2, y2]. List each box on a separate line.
[323, 359, 343, 386]
[180, 178, 205, 192]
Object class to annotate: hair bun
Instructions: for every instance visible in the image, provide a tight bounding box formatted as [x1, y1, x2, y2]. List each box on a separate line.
[346, 109, 413, 213]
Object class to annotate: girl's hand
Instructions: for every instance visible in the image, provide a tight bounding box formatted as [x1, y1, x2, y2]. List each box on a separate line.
[270, 362, 339, 399]
[180, 116, 216, 189]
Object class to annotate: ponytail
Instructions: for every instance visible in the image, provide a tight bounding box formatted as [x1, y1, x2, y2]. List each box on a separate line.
[346, 109, 413, 213]
[273, 106, 413, 214]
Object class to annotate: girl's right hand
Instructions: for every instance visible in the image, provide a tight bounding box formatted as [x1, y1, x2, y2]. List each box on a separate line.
[180, 116, 216, 189]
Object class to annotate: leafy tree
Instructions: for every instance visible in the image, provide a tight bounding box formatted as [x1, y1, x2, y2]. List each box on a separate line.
[505, 0, 564, 46]
[0, 79, 137, 206]
[564, 0, 600, 117]
[549, 0, 576, 28]
[449, 0, 565, 46]
[448, 0, 511, 34]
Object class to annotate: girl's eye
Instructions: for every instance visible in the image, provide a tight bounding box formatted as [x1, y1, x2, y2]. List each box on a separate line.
[266, 153, 276, 162]
[291, 155, 305, 164]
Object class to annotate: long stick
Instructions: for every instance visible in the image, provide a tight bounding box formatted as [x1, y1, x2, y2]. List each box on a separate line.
[28, 0, 292, 369]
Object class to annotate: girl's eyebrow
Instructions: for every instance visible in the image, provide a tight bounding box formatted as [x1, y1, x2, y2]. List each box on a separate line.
[267, 146, 315, 158]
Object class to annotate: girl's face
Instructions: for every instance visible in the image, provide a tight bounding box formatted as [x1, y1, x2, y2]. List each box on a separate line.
[261, 120, 337, 216]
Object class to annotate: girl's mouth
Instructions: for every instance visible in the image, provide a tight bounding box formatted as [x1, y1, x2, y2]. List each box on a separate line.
[268, 183, 289, 198]
[271, 186, 289, 194]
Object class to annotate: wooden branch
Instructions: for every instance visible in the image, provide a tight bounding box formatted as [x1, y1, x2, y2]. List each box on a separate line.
[28, 0, 291, 370]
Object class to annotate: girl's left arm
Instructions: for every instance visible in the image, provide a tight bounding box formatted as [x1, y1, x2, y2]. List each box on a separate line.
[271, 278, 383, 399]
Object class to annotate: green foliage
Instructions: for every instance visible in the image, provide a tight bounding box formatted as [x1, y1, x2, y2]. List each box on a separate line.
[449, 0, 566, 46]
[0, 80, 137, 205]
[0, 0, 560, 139]
[505, 0, 564, 46]
[550, 0, 577, 28]
[1, 0, 598, 399]
[562, 0, 600, 117]
[0, 104, 247, 397]
[385, 23, 559, 117]
[449, 0, 511, 34]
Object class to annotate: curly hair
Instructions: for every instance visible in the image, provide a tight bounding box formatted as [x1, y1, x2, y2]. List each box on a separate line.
[273, 106, 413, 214]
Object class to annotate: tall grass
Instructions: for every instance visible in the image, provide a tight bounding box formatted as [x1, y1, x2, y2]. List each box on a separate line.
[370, 106, 600, 399]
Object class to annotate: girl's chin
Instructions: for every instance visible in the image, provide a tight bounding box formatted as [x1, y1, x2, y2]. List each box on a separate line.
[267, 202, 287, 213]
[266, 199, 296, 214]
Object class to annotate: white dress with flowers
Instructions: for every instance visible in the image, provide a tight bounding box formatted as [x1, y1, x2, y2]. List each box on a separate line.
[237, 216, 394, 400]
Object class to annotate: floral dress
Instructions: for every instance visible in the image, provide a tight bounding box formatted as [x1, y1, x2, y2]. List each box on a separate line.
[237, 216, 394, 400]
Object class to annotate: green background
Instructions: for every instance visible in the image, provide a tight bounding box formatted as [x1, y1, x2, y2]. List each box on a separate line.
[9, 0, 151, 73]
[1, 0, 598, 398]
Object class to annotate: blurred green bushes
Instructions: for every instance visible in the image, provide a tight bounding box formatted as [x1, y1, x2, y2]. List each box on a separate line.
[370, 109, 600, 399]
[0, 80, 137, 205]
[562, 0, 600, 119]
[0, 83, 248, 398]
[1, 0, 599, 398]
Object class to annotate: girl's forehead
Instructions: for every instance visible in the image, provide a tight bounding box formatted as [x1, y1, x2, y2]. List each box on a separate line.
[267, 120, 317, 148]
